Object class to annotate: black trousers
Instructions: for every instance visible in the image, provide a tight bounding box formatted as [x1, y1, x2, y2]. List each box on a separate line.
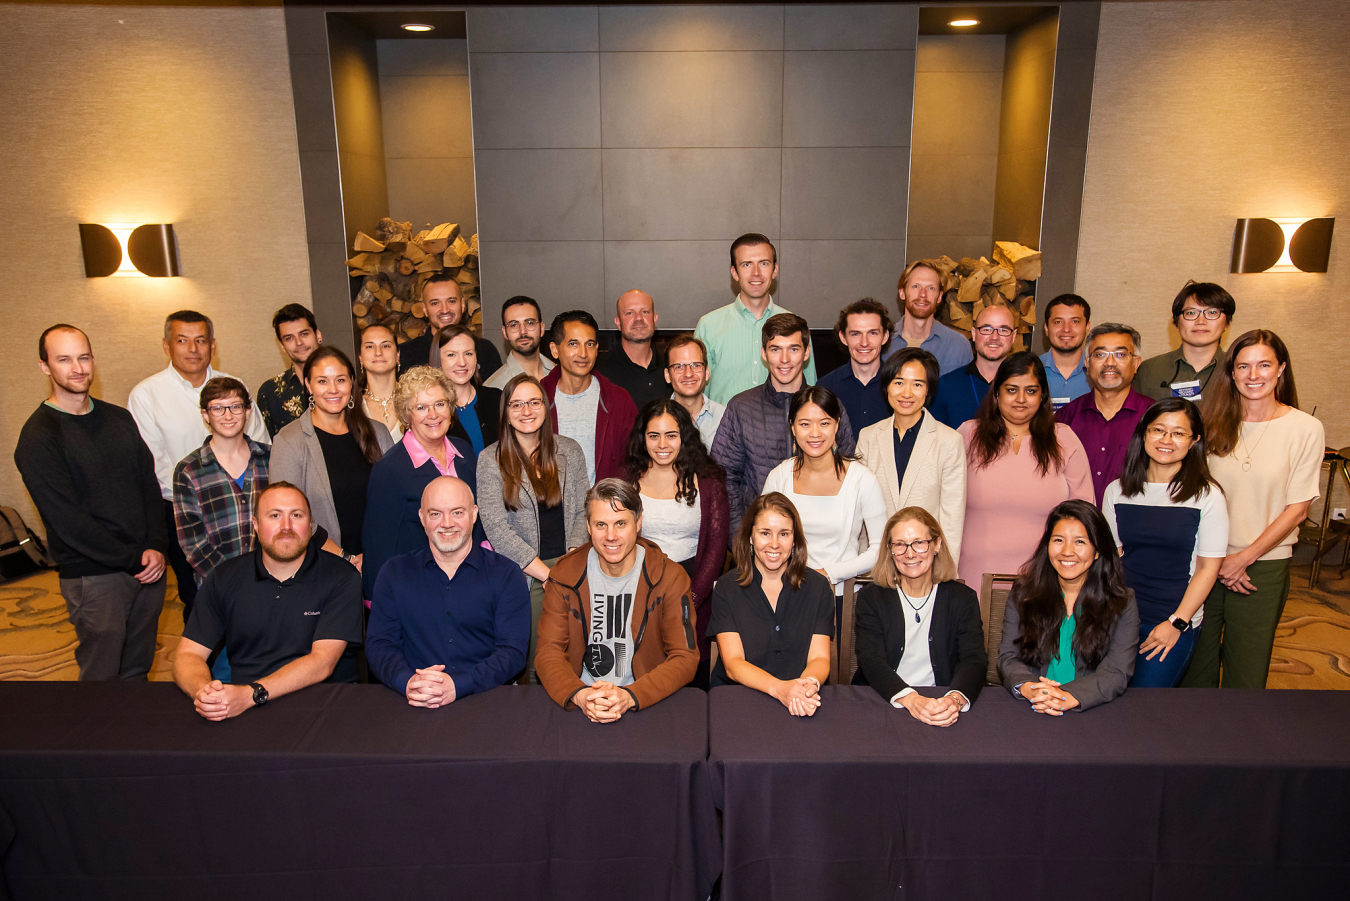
[163, 500, 198, 620]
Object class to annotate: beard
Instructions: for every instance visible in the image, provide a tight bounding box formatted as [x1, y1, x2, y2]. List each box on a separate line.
[261, 529, 307, 563]
[429, 528, 470, 555]
[1049, 335, 1084, 354]
[512, 334, 541, 355]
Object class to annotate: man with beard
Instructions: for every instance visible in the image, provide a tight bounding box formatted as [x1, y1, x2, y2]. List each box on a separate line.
[598, 289, 666, 410]
[257, 303, 322, 436]
[366, 477, 530, 703]
[173, 482, 362, 719]
[398, 274, 503, 378]
[885, 260, 973, 375]
[930, 304, 1016, 428]
[1057, 323, 1155, 506]
[1039, 294, 1092, 410]
[484, 295, 554, 389]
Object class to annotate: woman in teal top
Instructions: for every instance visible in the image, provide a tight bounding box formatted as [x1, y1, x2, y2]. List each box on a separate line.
[999, 499, 1139, 713]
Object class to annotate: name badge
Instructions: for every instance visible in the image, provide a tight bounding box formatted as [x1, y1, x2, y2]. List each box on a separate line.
[1170, 379, 1202, 400]
[1051, 397, 1070, 411]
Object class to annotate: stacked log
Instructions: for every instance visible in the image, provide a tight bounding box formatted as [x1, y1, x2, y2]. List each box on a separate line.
[347, 217, 482, 344]
[932, 241, 1042, 353]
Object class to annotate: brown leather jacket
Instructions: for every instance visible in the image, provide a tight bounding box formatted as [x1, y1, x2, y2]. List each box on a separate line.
[536, 537, 698, 710]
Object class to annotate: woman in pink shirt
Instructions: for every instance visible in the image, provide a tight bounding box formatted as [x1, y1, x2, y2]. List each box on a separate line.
[957, 352, 1094, 590]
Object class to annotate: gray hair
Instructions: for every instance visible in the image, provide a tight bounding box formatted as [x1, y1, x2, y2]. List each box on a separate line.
[585, 478, 642, 519]
[1087, 322, 1142, 356]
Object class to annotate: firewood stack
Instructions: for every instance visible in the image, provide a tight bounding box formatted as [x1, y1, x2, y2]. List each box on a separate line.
[346, 218, 482, 344]
[931, 241, 1042, 353]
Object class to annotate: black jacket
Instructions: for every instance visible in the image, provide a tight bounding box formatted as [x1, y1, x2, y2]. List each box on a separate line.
[852, 580, 988, 705]
[449, 385, 502, 451]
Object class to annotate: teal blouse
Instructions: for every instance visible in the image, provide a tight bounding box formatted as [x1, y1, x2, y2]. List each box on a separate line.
[1046, 612, 1077, 683]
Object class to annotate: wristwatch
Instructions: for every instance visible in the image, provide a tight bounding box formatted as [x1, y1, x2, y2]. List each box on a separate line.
[1169, 616, 1192, 633]
[250, 682, 269, 707]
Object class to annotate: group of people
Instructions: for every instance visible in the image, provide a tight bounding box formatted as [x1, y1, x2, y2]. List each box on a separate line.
[14, 233, 1324, 726]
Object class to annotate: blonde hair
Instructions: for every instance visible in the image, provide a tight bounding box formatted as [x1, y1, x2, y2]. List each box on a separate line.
[394, 365, 458, 429]
[869, 506, 958, 587]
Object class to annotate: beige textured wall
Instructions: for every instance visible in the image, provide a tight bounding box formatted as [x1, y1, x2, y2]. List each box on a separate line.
[0, 4, 310, 529]
[1079, 0, 1349, 447]
[991, 12, 1056, 249]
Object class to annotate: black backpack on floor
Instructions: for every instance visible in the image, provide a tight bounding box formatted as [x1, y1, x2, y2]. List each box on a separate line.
[0, 506, 53, 580]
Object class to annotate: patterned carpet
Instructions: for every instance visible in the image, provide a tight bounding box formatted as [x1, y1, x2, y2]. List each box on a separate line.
[3, 564, 1347, 687]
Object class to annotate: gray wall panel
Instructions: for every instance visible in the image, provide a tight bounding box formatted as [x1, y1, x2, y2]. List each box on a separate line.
[466, 6, 599, 53]
[602, 148, 782, 241]
[783, 50, 915, 147]
[784, 4, 917, 51]
[778, 239, 908, 324]
[475, 148, 603, 240]
[599, 5, 782, 51]
[470, 53, 601, 149]
[478, 241, 607, 322]
[603, 240, 748, 327]
[782, 147, 910, 240]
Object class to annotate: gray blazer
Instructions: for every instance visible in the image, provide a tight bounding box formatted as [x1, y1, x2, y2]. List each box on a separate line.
[269, 412, 394, 549]
[476, 435, 589, 569]
[998, 589, 1139, 711]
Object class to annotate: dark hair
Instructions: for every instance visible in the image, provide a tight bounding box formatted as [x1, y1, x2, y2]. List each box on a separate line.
[423, 271, 460, 292]
[549, 310, 599, 348]
[1200, 329, 1299, 458]
[788, 386, 855, 478]
[433, 323, 480, 384]
[733, 492, 808, 590]
[624, 399, 725, 506]
[833, 298, 894, 347]
[1086, 322, 1142, 355]
[585, 478, 643, 519]
[664, 334, 708, 366]
[761, 312, 811, 351]
[255, 480, 311, 515]
[1043, 293, 1091, 323]
[1170, 280, 1236, 324]
[199, 377, 252, 411]
[501, 295, 541, 324]
[879, 347, 940, 410]
[1118, 399, 1220, 504]
[730, 232, 776, 266]
[1010, 500, 1131, 672]
[968, 352, 1063, 476]
[495, 374, 562, 510]
[303, 346, 384, 465]
[271, 303, 317, 340]
[38, 324, 90, 362]
[165, 310, 214, 342]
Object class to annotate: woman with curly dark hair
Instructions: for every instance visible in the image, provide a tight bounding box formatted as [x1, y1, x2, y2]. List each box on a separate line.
[624, 399, 729, 688]
[999, 500, 1139, 713]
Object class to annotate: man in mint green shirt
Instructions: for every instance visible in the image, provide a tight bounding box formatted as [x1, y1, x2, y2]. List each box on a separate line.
[694, 234, 817, 404]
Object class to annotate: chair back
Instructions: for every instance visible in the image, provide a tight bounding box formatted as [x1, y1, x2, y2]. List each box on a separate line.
[979, 573, 1019, 686]
[830, 579, 864, 685]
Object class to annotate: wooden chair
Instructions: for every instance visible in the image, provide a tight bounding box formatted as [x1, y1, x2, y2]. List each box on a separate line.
[978, 573, 1019, 686]
[831, 578, 867, 686]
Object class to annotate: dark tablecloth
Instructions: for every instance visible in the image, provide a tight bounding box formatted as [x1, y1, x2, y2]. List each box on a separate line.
[0, 683, 719, 901]
[708, 684, 1350, 901]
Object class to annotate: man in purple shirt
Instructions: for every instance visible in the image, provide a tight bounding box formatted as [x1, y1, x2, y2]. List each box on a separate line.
[1055, 323, 1155, 505]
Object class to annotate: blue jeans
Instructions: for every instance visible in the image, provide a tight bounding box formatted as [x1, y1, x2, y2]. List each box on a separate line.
[1130, 620, 1198, 687]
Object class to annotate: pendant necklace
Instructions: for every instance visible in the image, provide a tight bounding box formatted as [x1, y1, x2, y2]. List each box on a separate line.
[1238, 416, 1275, 472]
[901, 585, 937, 623]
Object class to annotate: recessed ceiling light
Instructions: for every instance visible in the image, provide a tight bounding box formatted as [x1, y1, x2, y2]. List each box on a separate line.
[949, 19, 980, 27]
[402, 23, 434, 32]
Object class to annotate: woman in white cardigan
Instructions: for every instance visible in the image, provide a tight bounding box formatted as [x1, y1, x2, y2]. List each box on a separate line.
[855, 347, 967, 565]
[762, 386, 886, 597]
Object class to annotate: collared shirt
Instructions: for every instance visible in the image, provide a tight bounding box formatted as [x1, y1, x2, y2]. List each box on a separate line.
[892, 418, 921, 488]
[172, 436, 271, 584]
[401, 428, 463, 478]
[694, 295, 819, 404]
[931, 362, 991, 429]
[1039, 350, 1090, 410]
[598, 347, 667, 411]
[128, 364, 272, 499]
[1055, 388, 1155, 506]
[483, 353, 554, 391]
[257, 368, 309, 437]
[366, 544, 531, 698]
[885, 315, 974, 376]
[706, 568, 835, 686]
[183, 531, 363, 685]
[1133, 345, 1227, 403]
[677, 394, 726, 450]
[817, 363, 889, 431]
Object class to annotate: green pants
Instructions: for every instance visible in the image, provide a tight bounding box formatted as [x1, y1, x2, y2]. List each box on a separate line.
[526, 555, 562, 684]
[1182, 558, 1290, 689]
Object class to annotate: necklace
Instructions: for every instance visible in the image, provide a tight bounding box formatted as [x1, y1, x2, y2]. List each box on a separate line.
[900, 585, 936, 623]
[1237, 413, 1278, 472]
[365, 388, 395, 417]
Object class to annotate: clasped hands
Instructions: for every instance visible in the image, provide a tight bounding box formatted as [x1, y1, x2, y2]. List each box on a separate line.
[406, 664, 457, 708]
[1018, 678, 1080, 716]
[573, 681, 635, 723]
[193, 680, 254, 721]
[1218, 551, 1257, 595]
[897, 691, 962, 727]
[775, 676, 821, 717]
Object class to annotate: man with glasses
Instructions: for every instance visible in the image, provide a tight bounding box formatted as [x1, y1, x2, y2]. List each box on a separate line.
[664, 335, 724, 449]
[1057, 323, 1155, 505]
[485, 295, 554, 390]
[930, 305, 1016, 428]
[1134, 282, 1235, 402]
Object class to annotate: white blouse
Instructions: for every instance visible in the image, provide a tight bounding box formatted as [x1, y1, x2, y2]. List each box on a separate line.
[640, 493, 701, 563]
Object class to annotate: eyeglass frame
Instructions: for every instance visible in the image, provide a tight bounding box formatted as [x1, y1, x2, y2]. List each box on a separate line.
[1179, 307, 1225, 321]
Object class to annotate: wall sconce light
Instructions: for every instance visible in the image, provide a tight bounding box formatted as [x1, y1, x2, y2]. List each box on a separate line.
[1231, 217, 1334, 273]
[79, 223, 179, 277]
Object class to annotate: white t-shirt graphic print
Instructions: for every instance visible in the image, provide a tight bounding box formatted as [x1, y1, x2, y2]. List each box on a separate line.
[581, 546, 645, 687]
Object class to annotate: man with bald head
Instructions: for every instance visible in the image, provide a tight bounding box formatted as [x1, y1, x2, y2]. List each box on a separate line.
[366, 476, 530, 702]
[931, 304, 1018, 428]
[598, 288, 666, 410]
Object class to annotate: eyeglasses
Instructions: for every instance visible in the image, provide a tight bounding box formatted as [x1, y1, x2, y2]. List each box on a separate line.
[1180, 308, 1224, 321]
[206, 403, 245, 415]
[974, 325, 1015, 337]
[413, 401, 450, 415]
[508, 399, 545, 412]
[890, 539, 932, 555]
[1089, 350, 1136, 362]
[1145, 426, 1193, 441]
[505, 318, 540, 331]
[667, 362, 706, 374]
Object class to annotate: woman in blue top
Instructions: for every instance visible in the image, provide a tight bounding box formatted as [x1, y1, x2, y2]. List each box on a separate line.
[436, 323, 502, 455]
[999, 499, 1139, 713]
[1103, 399, 1228, 687]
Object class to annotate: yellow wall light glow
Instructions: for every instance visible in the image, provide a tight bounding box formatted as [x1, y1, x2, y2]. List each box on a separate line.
[79, 223, 180, 278]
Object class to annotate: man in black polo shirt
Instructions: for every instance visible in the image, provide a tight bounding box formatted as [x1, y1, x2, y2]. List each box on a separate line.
[598, 289, 666, 409]
[172, 481, 362, 720]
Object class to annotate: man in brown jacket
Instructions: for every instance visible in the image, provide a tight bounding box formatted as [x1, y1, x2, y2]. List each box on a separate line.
[536, 479, 698, 721]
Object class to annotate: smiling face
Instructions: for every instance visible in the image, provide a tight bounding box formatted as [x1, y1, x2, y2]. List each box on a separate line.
[1048, 517, 1098, 587]
[1232, 343, 1285, 404]
[751, 508, 794, 577]
[277, 318, 321, 366]
[254, 487, 311, 564]
[502, 302, 543, 356]
[901, 265, 942, 321]
[791, 401, 838, 460]
[419, 477, 477, 556]
[731, 242, 778, 302]
[614, 290, 657, 343]
[506, 382, 546, 436]
[1085, 331, 1140, 392]
[305, 357, 354, 416]
[973, 306, 1016, 363]
[889, 518, 940, 584]
[996, 372, 1043, 429]
[360, 326, 398, 377]
[1176, 295, 1228, 350]
[644, 412, 682, 469]
[165, 320, 214, 380]
[551, 321, 598, 380]
[439, 333, 478, 387]
[886, 359, 929, 421]
[40, 328, 94, 396]
[761, 332, 810, 392]
[424, 280, 464, 329]
[1143, 411, 1196, 469]
[202, 392, 249, 439]
[409, 386, 452, 444]
[840, 312, 886, 368]
[664, 342, 708, 399]
[587, 499, 641, 570]
[1045, 304, 1088, 355]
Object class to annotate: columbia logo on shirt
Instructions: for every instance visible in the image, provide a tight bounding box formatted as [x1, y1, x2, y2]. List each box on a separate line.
[303, 611, 321, 616]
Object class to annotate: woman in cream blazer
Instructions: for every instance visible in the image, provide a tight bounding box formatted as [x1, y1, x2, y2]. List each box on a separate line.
[855, 347, 967, 565]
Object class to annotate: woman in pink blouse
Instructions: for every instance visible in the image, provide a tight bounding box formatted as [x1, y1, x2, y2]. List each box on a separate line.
[957, 352, 1094, 589]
